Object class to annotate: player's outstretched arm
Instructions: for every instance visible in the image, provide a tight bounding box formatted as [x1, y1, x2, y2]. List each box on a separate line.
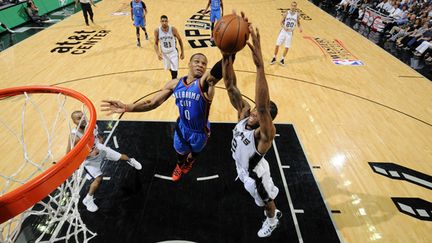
[101, 79, 177, 114]
[222, 54, 250, 120]
[247, 26, 276, 153]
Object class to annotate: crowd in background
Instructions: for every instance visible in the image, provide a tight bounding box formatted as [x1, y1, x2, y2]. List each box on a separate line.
[327, 0, 432, 65]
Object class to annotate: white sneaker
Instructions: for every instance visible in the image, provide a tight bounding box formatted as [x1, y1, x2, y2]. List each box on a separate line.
[82, 196, 98, 212]
[258, 210, 282, 238]
[127, 158, 142, 170]
[279, 59, 285, 66]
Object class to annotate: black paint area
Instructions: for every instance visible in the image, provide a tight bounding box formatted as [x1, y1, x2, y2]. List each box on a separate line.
[17, 121, 340, 243]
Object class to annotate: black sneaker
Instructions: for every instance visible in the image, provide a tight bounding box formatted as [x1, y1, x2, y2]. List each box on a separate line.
[279, 59, 285, 66]
[270, 57, 276, 65]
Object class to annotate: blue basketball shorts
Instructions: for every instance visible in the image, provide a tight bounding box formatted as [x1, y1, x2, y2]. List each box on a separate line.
[134, 17, 145, 27]
[173, 122, 209, 155]
[210, 10, 221, 23]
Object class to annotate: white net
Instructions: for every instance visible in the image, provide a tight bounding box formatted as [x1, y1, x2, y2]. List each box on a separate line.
[0, 89, 96, 242]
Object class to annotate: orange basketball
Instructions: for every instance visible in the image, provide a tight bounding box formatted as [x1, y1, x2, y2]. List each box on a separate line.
[213, 14, 250, 54]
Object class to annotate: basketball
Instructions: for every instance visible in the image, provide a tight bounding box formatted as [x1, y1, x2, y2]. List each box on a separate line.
[213, 14, 250, 54]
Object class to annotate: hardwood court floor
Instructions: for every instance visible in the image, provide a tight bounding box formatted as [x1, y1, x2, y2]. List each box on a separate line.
[0, 0, 431, 242]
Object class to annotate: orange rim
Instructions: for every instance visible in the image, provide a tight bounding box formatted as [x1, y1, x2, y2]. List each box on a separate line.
[0, 86, 96, 224]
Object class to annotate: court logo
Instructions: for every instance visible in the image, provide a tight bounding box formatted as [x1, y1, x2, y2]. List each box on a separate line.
[50, 30, 111, 55]
[184, 10, 215, 49]
[277, 8, 312, 20]
[304, 36, 364, 66]
[369, 162, 432, 221]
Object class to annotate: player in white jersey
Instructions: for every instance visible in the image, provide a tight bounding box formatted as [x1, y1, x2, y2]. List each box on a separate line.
[67, 111, 142, 212]
[222, 25, 281, 238]
[270, 1, 303, 66]
[154, 15, 184, 79]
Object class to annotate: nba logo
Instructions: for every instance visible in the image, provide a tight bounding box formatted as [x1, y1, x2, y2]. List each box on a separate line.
[333, 59, 364, 66]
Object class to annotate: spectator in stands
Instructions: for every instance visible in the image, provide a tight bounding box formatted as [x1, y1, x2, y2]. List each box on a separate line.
[397, 21, 431, 49]
[337, 0, 352, 12]
[357, 0, 372, 20]
[413, 40, 432, 56]
[348, 0, 362, 16]
[407, 24, 432, 49]
[377, 0, 394, 14]
[26, 0, 49, 24]
[386, 14, 419, 41]
[382, 4, 409, 32]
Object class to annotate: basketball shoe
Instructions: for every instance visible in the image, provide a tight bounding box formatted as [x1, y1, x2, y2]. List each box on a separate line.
[279, 59, 285, 66]
[181, 158, 195, 174]
[258, 209, 282, 237]
[82, 195, 98, 212]
[127, 158, 142, 170]
[172, 164, 182, 181]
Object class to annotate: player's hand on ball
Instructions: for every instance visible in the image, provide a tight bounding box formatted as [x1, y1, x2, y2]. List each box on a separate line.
[101, 100, 128, 114]
[231, 10, 250, 27]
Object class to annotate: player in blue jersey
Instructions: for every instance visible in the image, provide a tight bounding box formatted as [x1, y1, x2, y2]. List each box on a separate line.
[102, 53, 226, 181]
[203, 0, 224, 41]
[130, 0, 148, 47]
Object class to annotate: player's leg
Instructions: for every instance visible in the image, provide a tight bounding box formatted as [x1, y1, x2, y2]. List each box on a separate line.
[172, 127, 191, 181]
[88, 4, 94, 23]
[141, 19, 148, 40]
[210, 10, 220, 41]
[82, 162, 103, 212]
[141, 27, 149, 40]
[179, 130, 208, 174]
[96, 143, 142, 170]
[279, 32, 292, 66]
[251, 160, 281, 237]
[169, 50, 179, 79]
[81, 3, 89, 26]
[170, 70, 178, 79]
[172, 151, 188, 181]
[271, 30, 285, 64]
[87, 176, 102, 197]
[135, 26, 141, 47]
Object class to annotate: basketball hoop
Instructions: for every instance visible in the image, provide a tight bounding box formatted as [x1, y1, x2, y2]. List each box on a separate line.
[0, 86, 97, 242]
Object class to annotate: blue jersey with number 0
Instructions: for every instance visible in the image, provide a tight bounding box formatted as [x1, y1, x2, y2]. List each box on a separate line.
[173, 77, 210, 132]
